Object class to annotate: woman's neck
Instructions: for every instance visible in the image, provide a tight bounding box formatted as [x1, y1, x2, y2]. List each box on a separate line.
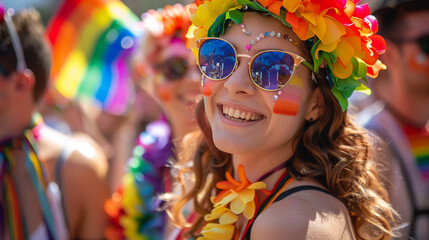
[232, 148, 293, 189]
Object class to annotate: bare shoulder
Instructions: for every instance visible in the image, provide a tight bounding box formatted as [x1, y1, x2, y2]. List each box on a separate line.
[251, 181, 356, 240]
[38, 126, 106, 177]
[39, 125, 108, 238]
[66, 132, 108, 178]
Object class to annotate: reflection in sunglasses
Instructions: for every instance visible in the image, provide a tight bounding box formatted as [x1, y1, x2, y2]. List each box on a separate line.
[196, 37, 312, 92]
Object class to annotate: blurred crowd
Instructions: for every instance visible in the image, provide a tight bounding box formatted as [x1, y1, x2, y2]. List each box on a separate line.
[0, 0, 428, 239]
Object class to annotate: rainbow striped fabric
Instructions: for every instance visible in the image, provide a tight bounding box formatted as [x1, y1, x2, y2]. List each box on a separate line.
[46, 0, 142, 115]
[403, 124, 429, 181]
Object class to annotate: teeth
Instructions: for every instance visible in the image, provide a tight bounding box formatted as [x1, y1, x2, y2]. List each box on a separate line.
[233, 109, 241, 118]
[228, 107, 234, 117]
[239, 111, 246, 119]
[245, 112, 251, 120]
[222, 105, 263, 122]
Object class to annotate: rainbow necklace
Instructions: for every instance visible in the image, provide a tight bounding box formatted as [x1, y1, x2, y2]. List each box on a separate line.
[0, 113, 57, 240]
[198, 161, 294, 240]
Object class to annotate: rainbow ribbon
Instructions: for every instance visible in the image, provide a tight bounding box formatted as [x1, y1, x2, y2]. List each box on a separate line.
[0, 114, 56, 240]
[46, 0, 142, 115]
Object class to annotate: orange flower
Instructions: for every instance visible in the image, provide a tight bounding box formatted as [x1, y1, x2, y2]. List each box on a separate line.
[198, 165, 268, 240]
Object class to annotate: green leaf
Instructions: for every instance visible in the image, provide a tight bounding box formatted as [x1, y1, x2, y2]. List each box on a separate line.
[354, 58, 368, 83]
[355, 82, 371, 95]
[311, 40, 323, 70]
[208, 12, 227, 37]
[269, 10, 291, 28]
[332, 87, 348, 111]
[237, 0, 269, 13]
[226, 9, 243, 24]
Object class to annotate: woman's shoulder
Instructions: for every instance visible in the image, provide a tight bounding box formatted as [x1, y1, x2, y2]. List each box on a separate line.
[251, 179, 356, 240]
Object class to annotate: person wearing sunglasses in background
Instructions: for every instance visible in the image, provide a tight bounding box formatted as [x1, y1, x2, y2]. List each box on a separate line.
[0, 6, 109, 240]
[104, 3, 201, 240]
[169, 0, 399, 239]
[356, 0, 429, 239]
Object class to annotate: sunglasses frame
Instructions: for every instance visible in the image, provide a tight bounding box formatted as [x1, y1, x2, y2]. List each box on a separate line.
[153, 57, 189, 81]
[392, 34, 429, 55]
[3, 9, 27, 73]
[196, 37, 312, 92]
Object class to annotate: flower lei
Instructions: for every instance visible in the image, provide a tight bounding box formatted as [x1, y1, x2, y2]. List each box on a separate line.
[198, 165, 269, 240]
[187, 0, 387, 111]
[138, 3, 195, 49]
[105, 118, 174, 240]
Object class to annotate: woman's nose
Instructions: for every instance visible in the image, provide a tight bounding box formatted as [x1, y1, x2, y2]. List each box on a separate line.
[223, 58, 256, 96]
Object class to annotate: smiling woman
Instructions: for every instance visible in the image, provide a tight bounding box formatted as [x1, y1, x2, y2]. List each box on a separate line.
[170, 0, 398, 240]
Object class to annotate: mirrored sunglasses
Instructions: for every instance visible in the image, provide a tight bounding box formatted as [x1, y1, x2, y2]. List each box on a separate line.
[394, 34, 429, 55]
[196, 37, 313, 91]
[417, 34, 429, 55]
[154, 57, 189, 81]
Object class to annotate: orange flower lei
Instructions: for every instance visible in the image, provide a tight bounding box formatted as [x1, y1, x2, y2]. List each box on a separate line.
[198, 165, 269, 240]
[139, 3, 196, 47]
[187, 0, 387, 111]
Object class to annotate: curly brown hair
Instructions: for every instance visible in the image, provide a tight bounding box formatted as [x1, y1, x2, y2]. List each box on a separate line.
[170, 61, 397, 239]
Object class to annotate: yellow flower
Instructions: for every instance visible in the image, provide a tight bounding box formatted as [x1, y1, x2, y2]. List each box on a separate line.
[121, 173, 142, 217]
[204, 206, 238, 224]
[198, 223, 235, 240]
[198, 165, 268, 240]
[188, 0, 242, 50]
[214, 165, 268, 219]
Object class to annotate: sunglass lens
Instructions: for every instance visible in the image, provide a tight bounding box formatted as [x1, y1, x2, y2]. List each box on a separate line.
[0, 65, 11, 77]
[418, 35, 429, 55]
[198, 39, 236, 80]
[251, 52, 294, 90]
[163, 58, 188, 80]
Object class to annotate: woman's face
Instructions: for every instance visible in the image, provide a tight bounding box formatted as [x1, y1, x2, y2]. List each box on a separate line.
[203, 12, 315, 156]
[152, 40, 202, 131]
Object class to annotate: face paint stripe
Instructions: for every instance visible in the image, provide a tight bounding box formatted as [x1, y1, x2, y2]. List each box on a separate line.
[273, 100, 299, 115]
[203, 79, 214, 96]
[158, 88, 171, 102]
[272, 85, 302, 116]
[287, 75, 304, 88]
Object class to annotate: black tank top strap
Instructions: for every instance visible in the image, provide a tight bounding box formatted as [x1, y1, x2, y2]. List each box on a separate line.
[54, 144, 74, 230]
[273, 185, 333, 203]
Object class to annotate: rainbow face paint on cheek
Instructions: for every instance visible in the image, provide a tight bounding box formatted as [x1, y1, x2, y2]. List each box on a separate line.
[410, 51, 429, 77]
[157, 87, 172, 102]
[272, 76, 303, 116]
[202, 79, 215, 97]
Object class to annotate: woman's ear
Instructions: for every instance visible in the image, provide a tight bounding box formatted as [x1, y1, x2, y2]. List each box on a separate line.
[13, 69, 35, 94]
[305, 87, 323, 122]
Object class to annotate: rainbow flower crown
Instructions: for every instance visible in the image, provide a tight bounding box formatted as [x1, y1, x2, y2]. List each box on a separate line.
[186, 0, 386, 111]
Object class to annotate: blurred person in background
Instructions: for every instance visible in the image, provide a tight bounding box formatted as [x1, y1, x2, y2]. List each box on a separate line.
[104, 3, 201, 240]
[0, 6, 109, 239]
[357, 0, 429, 239]
[43, 0, 151, 193]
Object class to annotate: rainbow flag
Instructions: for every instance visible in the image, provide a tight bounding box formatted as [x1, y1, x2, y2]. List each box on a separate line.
[46, 0, 142, 115]
[403, 125, 429, 181]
